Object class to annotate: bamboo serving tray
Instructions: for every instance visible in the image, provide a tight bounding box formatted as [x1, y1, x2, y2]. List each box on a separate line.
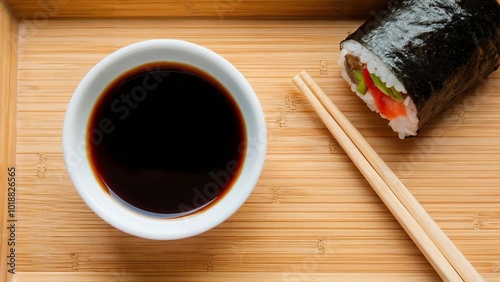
[1, 1, 500, 281]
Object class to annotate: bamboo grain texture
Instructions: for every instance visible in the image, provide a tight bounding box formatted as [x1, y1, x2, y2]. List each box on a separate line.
[0, 2, 18, 282]
[1, 3, 500, 281]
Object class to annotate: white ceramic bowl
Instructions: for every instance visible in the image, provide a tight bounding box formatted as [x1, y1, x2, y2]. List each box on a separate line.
[63, 39, 267, 240]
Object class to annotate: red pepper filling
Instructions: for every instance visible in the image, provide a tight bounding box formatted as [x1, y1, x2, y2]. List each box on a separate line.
[362, 68, 407, 120]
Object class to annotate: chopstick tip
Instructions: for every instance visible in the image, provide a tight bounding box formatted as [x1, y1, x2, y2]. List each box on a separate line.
[292, 75, 304, 88]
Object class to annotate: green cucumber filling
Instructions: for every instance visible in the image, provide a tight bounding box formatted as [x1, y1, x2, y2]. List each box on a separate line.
[369, 72, 403, 100]
[352, 70, 367, 94]
[344, 55, 403, 100]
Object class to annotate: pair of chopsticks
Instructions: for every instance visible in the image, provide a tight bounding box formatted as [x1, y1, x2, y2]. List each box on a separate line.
[292, 71, 484, 282]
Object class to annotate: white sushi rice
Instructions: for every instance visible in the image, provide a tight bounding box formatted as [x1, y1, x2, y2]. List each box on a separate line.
[339, 40, 419, 139]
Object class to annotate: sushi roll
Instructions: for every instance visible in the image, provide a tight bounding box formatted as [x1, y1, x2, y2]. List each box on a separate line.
[339, 0, 500, 139]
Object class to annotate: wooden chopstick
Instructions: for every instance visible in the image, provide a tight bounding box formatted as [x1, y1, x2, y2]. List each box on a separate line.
[292, 73, 460, 281]
[292, 71, 484, 282]
[295, 72, 484, 281]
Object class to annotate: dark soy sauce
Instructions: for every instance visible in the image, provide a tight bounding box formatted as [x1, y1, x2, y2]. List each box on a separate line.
[87, 62, 246, 215]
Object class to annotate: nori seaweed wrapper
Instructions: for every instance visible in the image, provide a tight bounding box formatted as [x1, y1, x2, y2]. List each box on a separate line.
[343, 0, 500, 127]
